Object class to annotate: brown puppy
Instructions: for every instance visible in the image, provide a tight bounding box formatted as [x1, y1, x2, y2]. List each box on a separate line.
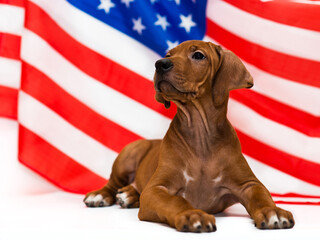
[84, 40, 294, 232]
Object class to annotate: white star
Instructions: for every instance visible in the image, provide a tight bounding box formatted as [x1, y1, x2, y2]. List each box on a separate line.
[166, 40, 179, 52]
[97, 0, 115, 14]
[169, 0, 180, 5]
[121, 0, 134, 8]
[132, 18, 146, 35]
[150, 0, 158, 4]
[179, 14, 197, 33]
[154, 14, 170, 31]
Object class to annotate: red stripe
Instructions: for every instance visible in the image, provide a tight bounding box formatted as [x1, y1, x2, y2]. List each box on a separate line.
[237, 130, 320, 187]
[274, 200, 320, 206]
[25, 2, 176, 119]
[207, 19, 320, 88]
[230, 89, 320, 137]
[0, 33, 21, 60]
[0, 85, 18, 119]
[223, 0, 320, 32]
[271, 192, 320, 199]
[18, 125, 107, 194]
[21, 62, 142, 153]
[0, 0, 25, 7]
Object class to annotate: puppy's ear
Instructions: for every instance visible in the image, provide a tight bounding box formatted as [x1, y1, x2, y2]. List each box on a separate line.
[213, 48, 253, 106]
[155, 91, 171, 109]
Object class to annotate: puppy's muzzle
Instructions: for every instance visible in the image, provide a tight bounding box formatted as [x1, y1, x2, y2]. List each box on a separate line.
[155, 59, 173, 74]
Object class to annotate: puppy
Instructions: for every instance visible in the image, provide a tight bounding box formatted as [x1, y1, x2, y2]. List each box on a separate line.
[84, 40, 294, 232]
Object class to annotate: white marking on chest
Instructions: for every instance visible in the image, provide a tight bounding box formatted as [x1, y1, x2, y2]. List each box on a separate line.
[212, 175, 222, 184]
[183, 170, 194, 184]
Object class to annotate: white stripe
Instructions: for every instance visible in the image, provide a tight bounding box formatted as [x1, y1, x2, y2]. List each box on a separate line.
[18, 91, 117, 179]
[245, 154, 320, 197]
[29, 0, 160, 81]
[228, 99, 320, 163]
[0, 4, 24, 35]
[205, 36, 320, 116]
[20, 29, 170, 139]
[207, 0, 320, 62]
[0, 57, 21, 89]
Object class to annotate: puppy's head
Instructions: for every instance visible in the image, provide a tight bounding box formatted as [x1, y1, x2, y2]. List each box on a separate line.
[154, 40, 253, 108]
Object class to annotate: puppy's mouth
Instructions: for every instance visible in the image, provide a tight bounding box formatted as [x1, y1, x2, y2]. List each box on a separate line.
[155, 79, 197, 99]
[156, 80, 178, 93]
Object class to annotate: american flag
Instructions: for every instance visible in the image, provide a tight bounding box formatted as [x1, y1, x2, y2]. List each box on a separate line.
[0, 0, 320, 205]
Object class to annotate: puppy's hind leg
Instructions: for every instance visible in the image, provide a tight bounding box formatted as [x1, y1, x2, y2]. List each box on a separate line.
[84, 140, 152, 208]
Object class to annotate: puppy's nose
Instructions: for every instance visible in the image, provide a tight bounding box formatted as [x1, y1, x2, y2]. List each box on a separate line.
[155, 59, 173, 73]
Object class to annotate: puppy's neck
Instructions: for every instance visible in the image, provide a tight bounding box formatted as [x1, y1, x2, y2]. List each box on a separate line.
[173, 94, 228, 136]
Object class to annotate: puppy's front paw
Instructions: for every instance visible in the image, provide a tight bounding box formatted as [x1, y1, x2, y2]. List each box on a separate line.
[116, 185, 140, 208]
[174, 209, 216, 233]
[83, 188, 115, 207]
[253, 207, 294, 229]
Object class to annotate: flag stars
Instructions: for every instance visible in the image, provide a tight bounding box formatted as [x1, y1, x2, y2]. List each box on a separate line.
[166, 40, 179, 52]
[132, 17, 146, 35]
[155, 14, 170, 31]
[97, 0, 115, 14]
[179, 14, 197, 33]
[121, 0, 134, 8]
[169, 0, 181, 5]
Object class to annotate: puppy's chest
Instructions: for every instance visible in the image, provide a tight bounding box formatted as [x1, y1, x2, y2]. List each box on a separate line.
[177, 168, 232, 212]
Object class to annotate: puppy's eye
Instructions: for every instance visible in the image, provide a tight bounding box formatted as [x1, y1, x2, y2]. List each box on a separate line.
[165, 54, 170, 58]
[192, 52, 205, 60]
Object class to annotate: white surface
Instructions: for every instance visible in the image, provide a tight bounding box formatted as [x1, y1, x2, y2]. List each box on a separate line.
[1, 118, 320, 240]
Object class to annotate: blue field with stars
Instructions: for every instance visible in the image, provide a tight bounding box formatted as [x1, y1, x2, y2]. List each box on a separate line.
[67, 0, 207, 56]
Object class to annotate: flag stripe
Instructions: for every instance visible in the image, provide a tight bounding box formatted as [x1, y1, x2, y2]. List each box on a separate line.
[21, 29, 171, 140]
[0, 3, 24, 35]
[21, 61, 142, 153]
[0, 33, 21, 60]
[206, 19, 320, 88]
[271, 193, 320, 199]
[273, 200, 320, 206]
[245, 155, 320, 197]
[18, 91, 117, 179]
[223, 0, 320, 32]
[24, 1, 176, 120]
[0, 85, 18, 119]
[230, 90, 320, 137]
[0, 57, 21, 89]
[229, 99, 320, 163]
[18, 125, 107, 194]
[238, 130, 320, 186]
[0, 0, 25, 7]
